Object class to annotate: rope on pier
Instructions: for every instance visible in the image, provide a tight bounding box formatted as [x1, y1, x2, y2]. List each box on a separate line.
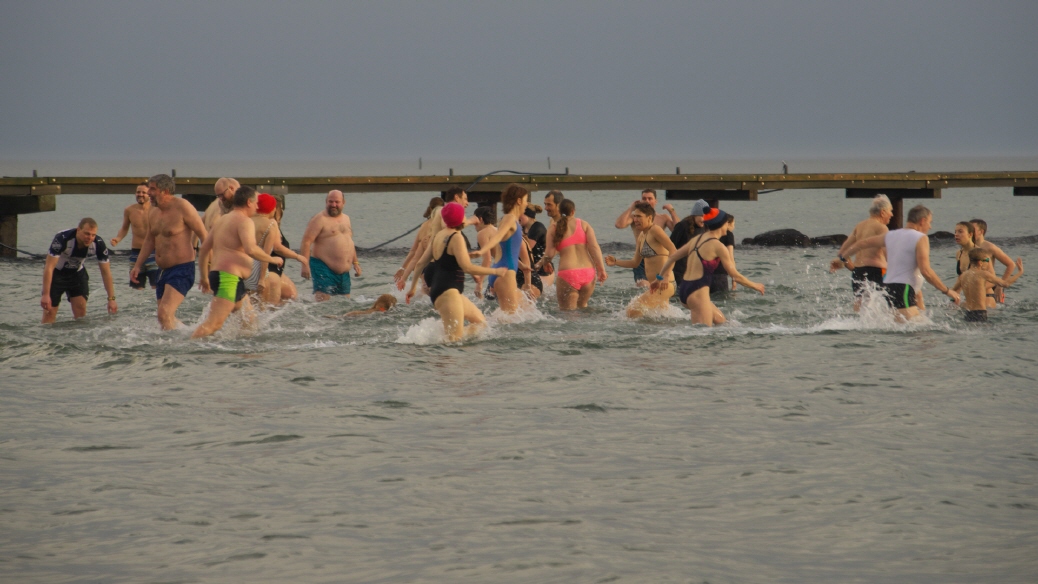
[0, 241, 45, 259]
[359, 169, 568, 252]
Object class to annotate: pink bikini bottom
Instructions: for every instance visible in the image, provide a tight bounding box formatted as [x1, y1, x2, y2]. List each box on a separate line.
[557, 267, 595, 290]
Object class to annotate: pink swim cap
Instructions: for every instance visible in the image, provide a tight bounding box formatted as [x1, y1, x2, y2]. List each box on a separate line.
[441, 202, 465, 228]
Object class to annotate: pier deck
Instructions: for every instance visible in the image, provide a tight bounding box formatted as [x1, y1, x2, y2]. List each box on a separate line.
[2, 171, 1037, 257]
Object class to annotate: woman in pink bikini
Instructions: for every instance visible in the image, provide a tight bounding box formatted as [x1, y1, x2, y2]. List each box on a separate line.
[536, 199, 607, 310]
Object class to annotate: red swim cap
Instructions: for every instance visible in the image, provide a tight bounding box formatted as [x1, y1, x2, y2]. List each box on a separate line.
[257, 193, 277, 215]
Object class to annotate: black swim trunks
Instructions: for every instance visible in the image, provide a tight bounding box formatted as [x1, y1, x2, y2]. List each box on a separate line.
[964, 310, 988, 323]
[852, 266, 885, 296]
[49, 269, 89, 306]
[882, 283, 917, 310]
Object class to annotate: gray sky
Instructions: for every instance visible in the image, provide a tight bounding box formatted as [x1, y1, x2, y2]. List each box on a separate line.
[2, 1, 1036, 162]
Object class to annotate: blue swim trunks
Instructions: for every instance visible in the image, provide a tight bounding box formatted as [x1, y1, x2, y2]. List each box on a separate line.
[310, 257, 351, 296]
[156, 261, 196, 300]
[129, 249, 159, 289]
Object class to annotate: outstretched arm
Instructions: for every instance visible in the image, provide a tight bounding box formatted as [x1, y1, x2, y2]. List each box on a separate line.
[717, 242, 763, 295]
[584, 223, 608, 283]
[915, 236, 959, 304]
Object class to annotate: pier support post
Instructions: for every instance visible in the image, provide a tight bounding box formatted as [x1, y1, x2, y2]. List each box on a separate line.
[0, 215, 17, 259]
[845, 188, 940, 230]
[0, 187, 58, 258]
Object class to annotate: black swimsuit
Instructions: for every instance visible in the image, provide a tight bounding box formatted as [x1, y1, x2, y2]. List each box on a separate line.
[429, 232, 465, 304]
[678, 236, 720, 304]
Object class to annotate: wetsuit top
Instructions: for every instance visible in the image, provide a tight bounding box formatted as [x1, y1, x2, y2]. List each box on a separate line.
[429, 232, 465, 304]
[714, 230, 735, 276]
[49, 228, 110, 272]
[527, 221, 547, 266]
[884, 229, 926, 286]
[270, 232, 290, 276]
[557, 219, 586, 251]
[640, 236, 659, 258]
[684, 236, 720, 290]
[493, 220, 523, 271]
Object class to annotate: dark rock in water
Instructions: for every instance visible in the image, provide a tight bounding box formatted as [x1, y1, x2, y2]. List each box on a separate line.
[746, 229, 812, 247]
[930, 230, 955, 240]
[811, 234, 848, 247]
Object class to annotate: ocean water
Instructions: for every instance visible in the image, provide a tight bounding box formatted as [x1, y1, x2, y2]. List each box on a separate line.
[2, 161, 1037, 583]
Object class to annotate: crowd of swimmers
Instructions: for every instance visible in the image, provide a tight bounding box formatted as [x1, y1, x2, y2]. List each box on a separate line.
[40, 175, 1024, 340]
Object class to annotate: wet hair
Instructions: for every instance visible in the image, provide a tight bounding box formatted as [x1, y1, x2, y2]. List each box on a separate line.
[501, 184, 529, 214]
[423, 196, 444, 219]
[553, 199, 576, 247]
[869, 194, 892, 216]
[906, 205, 931, 225]
[544, 190, 564, 205]
[955, 221, 975, 244]
[149, 173, 175, 194]
[632, 201, 655, 218]
[373, 294, 397, 311]
[78, 217, 98, 229]
[233, 185, 257, 208]
[443, 187, 465, 203]
[970, 218, 988, 235]
[968, 248, 991, 265]
[474, 205, 496, 226]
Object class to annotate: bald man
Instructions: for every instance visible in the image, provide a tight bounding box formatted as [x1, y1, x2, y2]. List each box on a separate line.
[300, 190, 361, 301]
[204, 177, 240, 233]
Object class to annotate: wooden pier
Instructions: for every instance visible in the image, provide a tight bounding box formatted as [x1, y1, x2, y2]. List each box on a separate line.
[2, 171, 1037, 257]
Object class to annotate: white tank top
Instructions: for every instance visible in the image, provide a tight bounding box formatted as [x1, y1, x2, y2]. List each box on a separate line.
[884, 228, 926, 286]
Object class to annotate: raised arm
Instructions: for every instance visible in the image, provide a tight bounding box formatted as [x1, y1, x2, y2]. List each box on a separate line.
[661, 203, 679, 231]
[614, 201, 637, 229]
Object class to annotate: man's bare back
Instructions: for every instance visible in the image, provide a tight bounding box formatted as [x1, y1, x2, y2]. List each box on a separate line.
[845, 217, 888, 268]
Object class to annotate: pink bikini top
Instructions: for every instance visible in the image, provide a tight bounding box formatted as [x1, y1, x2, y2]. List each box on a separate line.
[557, 219, 586, 250]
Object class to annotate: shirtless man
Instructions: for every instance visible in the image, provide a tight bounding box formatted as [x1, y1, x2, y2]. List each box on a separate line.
[109, 183, 159, 289]
[951, 249, 1023, 323]
[615, 189, 678, 232]
[615, 189, 679, 285]
[842, 205, 959, 321]
[193, 186, 283, 338]
[830, 195, 894, 311]
[41, 218, 118, 323]
[544, 190, 564, 220]
[970, 218, 1017, 303]
[300, 190, 361, 301]
[131, 174, 208, 330]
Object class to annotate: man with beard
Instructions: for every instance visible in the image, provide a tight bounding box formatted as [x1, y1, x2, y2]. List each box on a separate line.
[131, 173, 208, 330]
[300, 190, 361, 301]
[204, 177, 240, 233]
[109, 182, 159, 289]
